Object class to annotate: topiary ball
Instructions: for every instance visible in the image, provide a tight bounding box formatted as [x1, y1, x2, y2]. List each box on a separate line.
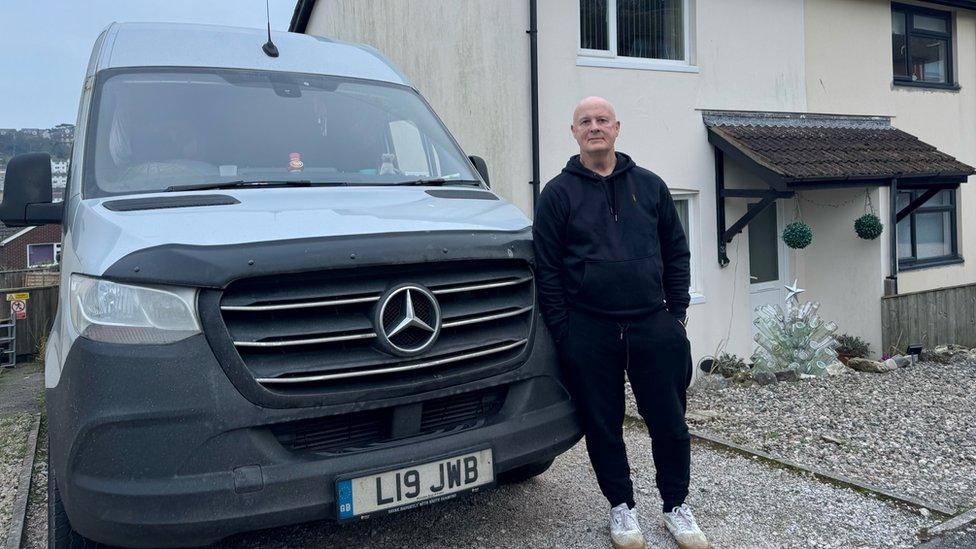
[782, 221, 813, 249]
[854, 213, 884, 240]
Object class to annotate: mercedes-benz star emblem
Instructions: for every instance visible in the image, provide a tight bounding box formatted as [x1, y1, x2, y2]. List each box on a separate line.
[374, 284, 441, 357]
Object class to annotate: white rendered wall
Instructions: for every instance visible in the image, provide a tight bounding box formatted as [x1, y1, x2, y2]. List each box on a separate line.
[536, 0, 808, 361]
[304, 0, 973, 363]
[305, 0, 535, 215]
[792, 187, 885, 355]
[305, 0, 809, 363]
[805, 0, 976, 297]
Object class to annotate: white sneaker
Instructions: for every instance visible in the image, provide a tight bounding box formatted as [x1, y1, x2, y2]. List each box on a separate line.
[663, 503, 710, 549]
[609, 503, 646, 549]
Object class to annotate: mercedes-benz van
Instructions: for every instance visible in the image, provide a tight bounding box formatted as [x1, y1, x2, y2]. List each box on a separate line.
[0, 23, 580, 547]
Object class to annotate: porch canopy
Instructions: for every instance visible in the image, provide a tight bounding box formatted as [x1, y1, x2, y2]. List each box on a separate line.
[703, 111, 974, 267]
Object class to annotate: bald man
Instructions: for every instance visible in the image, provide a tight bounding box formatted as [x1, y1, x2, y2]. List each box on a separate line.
[533, 97, 708, 549]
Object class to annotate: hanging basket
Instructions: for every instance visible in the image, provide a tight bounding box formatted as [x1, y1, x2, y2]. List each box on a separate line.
[783, 221, 813, 249]
[854, 213, 884, 240]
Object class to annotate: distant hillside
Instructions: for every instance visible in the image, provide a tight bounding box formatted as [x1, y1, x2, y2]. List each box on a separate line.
[0, 124, 74, 167]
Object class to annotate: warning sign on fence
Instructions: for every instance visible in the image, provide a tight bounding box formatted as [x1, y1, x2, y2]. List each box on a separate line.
[6, 292, 29, 301]
[10, 299, 27, 320]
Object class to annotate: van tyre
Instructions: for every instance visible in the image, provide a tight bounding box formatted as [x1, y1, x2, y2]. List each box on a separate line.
[499, 457, 555, 484]
[48, 445, 102, 549]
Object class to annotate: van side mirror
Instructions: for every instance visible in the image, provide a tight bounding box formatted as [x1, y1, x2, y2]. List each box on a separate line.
[0, 153, 62, 227]
[468, 155, 490, 188]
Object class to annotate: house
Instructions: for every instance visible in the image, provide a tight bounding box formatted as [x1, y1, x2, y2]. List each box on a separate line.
[0, 223, 62, 270]
[52, 123, 74, 143]
[291, 0, 976, 362]
[51, 159, 68, 188]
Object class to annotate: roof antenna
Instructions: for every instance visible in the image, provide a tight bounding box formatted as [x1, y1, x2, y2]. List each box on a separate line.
[262, 0, 279, 58]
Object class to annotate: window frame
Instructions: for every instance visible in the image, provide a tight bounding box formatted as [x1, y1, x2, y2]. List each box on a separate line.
[27, 242, 61, 268]
[896, 188, 962, 270]
[578, 0, 697, 73]
[891, 2, 956, 90]
[671, 190, 704, 304]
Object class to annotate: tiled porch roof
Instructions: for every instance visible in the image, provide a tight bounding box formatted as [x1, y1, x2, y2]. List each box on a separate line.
[703, 111, 974, 184]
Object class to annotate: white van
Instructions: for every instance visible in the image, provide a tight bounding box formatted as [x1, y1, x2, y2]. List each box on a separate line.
[0, 23, 580, 547]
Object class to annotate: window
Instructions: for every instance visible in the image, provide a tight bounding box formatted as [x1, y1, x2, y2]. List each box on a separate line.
[579, 0, 694, 71]
[27, 243, 61, 268]
[896, 189, 960, 269]
[747, 202, 778, 285]
[672, 191, 704, 303]
[892, 4, 954, 88]
[86, 69, 479, 198]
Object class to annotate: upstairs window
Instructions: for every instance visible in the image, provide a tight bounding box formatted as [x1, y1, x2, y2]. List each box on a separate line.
[580, 0, 690, 66]
[892, 3, 954, 88]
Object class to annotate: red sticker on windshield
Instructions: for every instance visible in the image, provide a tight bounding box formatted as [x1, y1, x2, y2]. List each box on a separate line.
[288, 152, 304, 173]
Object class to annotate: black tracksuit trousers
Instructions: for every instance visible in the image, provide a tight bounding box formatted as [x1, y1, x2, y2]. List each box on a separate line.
[558, 307, 693, 513]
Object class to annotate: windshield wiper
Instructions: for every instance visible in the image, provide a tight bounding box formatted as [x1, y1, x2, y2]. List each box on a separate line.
[382, 178, 483, 187]
[165, 180, 345, 192]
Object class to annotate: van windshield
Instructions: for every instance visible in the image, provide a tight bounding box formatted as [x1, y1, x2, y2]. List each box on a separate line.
[86, 69, 480, 197]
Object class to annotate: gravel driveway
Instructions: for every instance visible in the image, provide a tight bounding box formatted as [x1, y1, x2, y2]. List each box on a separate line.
[19, 419, 931, 548]
[684, 360, 976, 513]
[13, 357, 961, 548]
[0, 362, 44, 416]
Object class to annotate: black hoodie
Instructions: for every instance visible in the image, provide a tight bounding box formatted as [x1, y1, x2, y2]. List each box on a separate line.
[532, 152, 691, 342]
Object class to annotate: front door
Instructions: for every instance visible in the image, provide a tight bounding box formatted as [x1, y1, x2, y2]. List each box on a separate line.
[748, 200, 790, 339]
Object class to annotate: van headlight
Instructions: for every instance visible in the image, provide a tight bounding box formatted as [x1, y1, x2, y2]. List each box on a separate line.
[70, 274, 201, 344]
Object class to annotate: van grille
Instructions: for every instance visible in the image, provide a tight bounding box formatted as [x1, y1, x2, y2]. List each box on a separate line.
[218, 260, 533, 391]
[272, 386, 507, 455]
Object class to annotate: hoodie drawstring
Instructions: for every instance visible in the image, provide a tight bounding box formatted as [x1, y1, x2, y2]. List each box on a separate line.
[600, 177, 619, 222]
[619, 323, 630, 370]
[610, 179, 618, 222]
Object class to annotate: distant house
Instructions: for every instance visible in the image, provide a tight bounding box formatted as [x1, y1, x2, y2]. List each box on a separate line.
[0, 224, 62, 270]
[51, 159, 68, 187]
[52, 124, 74, 143]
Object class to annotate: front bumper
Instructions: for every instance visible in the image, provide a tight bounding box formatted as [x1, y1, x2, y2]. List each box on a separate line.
[48, 333, 580, 547]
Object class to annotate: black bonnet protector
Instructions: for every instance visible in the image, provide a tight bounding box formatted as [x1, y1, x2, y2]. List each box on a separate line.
[102, 228, 534, 288]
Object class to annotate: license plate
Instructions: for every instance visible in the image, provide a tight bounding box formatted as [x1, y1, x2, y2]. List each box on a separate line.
[336, 449, 494, 520]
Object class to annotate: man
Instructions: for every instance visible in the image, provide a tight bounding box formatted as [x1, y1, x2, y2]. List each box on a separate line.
[533, 97, 708, 549]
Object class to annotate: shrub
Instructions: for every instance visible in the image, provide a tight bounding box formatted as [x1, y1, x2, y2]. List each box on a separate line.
[835, 334, 870, 359]
[710, 352, 749, 378]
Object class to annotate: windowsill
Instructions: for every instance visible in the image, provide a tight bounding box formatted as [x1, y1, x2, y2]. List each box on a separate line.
[690, 292, 706, 305]
[893, 80, 961, 92]
[576, 56, 700, 74]
[898, 255, 964, 271]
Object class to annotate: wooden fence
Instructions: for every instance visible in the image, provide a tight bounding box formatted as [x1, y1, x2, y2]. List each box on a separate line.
[0, 268, 59, 290]
[881, 282, 976, 353]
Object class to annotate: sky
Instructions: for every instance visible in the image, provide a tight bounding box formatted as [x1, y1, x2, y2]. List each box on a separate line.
[0, 1, 297, 129]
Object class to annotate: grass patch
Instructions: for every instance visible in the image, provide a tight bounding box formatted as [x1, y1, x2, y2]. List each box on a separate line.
[27, 413, 47, 508]
[0, 411, 33, 544]
[0, 413, 31, 459]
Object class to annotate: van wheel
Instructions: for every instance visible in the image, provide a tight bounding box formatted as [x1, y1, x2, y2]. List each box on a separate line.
[499, 458, 555, 484]
[48, 445, 102, 549]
